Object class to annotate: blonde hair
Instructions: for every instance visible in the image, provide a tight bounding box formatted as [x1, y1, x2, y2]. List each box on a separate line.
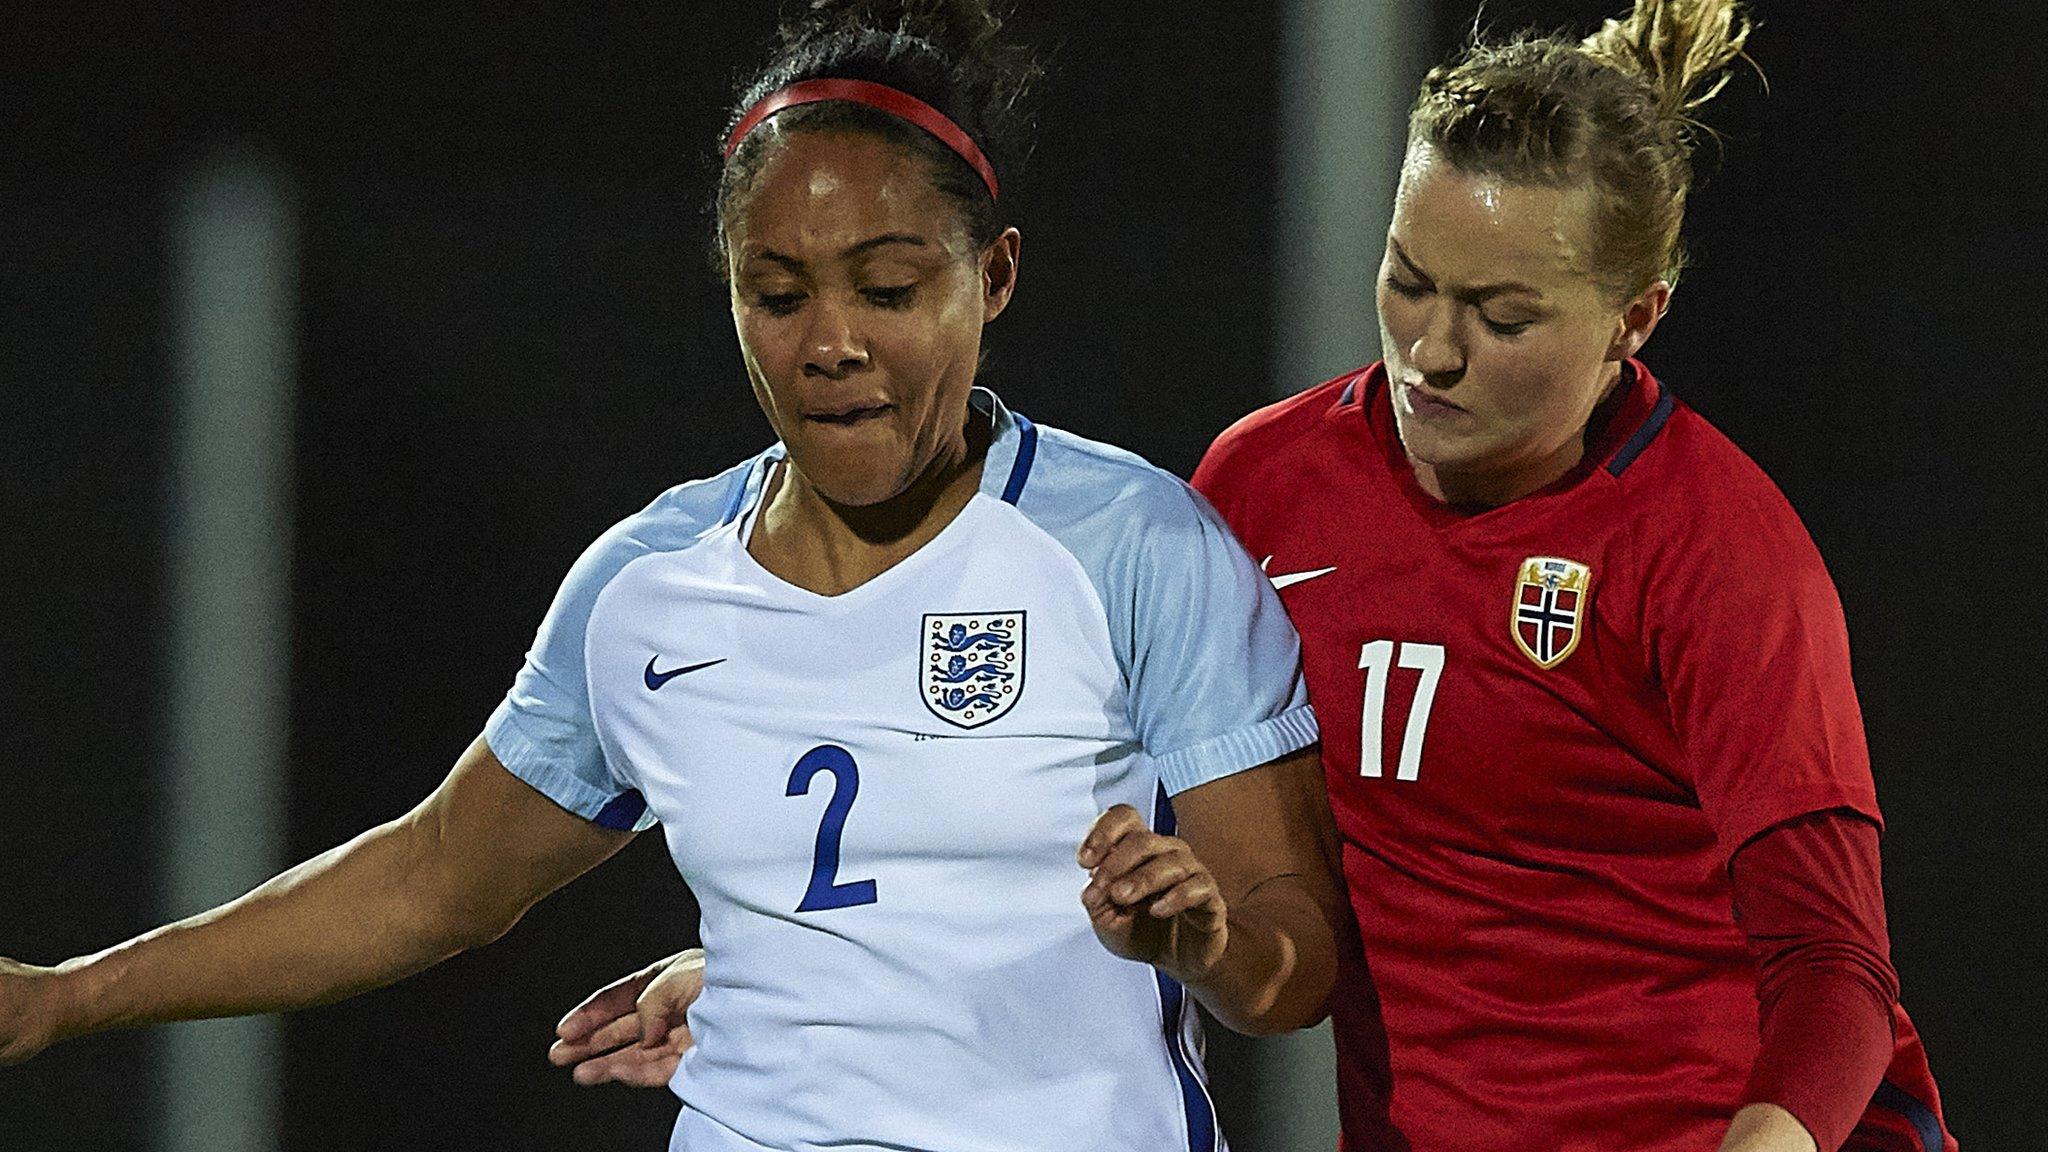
[1409, 0, 1755, 296]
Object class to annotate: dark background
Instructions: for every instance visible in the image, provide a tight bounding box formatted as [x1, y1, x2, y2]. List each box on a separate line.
[4, 1, 2041, 1148]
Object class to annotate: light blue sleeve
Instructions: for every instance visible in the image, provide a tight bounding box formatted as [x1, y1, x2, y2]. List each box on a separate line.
[483, 458, 759, 831]
[1015, 430, 1318, 795]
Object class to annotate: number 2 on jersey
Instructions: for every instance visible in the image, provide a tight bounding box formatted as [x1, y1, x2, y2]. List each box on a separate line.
[787, 745, 879, 912]
[1359, 641, 1445, 781]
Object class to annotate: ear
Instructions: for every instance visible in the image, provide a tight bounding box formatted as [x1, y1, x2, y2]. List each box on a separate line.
[981, 227, 1022, 323]
[1606, 279, 1671, 363]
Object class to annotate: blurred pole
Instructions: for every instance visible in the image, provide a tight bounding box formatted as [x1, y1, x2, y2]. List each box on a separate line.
[1216, 0, 1428, 1149]
[1270, 0, 1431, 398]
[158, 151, 296, 1152]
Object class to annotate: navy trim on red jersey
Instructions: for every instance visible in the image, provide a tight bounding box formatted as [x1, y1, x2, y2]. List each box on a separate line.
[1871, 1080, 1946, 1152]
[1001, 413, 1039, 504]
[1337, 368, 1372, 408]
[1605, 385, 1675, 477]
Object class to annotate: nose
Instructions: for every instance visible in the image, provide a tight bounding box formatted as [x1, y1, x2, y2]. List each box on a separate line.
[802, 298, 870, 380]
[1406, 304, 1465, 384]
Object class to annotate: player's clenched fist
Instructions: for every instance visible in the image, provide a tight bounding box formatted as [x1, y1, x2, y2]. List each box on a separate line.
[1076, 805, 1228, 984]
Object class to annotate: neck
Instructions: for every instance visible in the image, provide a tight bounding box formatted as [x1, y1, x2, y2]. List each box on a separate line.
[753, 410, 992, 596]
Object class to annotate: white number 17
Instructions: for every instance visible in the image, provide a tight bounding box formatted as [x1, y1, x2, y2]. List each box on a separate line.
[1358, 640, 1444, 781]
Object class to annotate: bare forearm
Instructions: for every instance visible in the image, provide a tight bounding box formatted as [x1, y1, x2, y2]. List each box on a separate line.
[1183, 878, 1336, 1035]
[3, 743, 632, 1066]
[45, 817, 509, 1044]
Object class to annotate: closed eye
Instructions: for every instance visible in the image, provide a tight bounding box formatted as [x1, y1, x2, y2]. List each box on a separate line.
[862, 284, 917, 309]
[756, 292, 804, 316]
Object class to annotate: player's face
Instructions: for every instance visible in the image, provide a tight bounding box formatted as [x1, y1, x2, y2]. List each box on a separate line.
[1376, 144, 1667, 505]
[725, 131, 1018, 508]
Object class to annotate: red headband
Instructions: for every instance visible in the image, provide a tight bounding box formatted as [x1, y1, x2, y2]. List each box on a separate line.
[723, 78, 1000, 202]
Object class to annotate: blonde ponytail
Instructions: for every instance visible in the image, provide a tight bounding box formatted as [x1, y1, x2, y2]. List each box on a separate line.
[1409, 0, 1760, 295]
[1581, 0, 1753, 120]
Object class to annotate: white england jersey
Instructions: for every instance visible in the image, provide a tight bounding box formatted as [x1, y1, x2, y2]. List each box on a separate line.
[486, 390, 1317, 1152]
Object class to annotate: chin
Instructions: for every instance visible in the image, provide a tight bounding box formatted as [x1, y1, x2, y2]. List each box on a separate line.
[1392, 413, 1465, 467]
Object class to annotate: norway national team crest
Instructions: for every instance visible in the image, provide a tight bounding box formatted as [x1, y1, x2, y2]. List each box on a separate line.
[1512, 557, 1592, 669]
[921, 612, 1025, 729]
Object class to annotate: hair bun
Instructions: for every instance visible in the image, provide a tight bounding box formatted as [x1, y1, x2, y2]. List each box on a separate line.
[788, 0, 1004, 62]
[1579, 0, 1754, 123]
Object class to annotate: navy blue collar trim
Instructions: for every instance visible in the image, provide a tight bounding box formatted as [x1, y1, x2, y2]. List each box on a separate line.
[1000, 413, 1038, 505]
[1605, 385, 1674, 477]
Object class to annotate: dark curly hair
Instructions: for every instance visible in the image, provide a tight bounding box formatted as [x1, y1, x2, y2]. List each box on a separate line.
[712, 0, 1043, 275]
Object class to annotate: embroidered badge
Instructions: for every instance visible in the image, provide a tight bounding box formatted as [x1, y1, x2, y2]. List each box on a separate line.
[921, 612, 1025, 728]
[1512, 557, 1591, 669]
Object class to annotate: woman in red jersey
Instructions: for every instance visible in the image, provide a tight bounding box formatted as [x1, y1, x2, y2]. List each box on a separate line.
[553, 2, 1956, 1151]
[1193, 2, 1956, 1150]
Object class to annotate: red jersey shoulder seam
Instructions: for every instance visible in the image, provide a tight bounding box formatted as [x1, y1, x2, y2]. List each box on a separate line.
[1198, 370, 1365, 507]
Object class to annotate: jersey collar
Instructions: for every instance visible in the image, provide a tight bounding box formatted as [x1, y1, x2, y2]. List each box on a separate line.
[1356, 359, 1669, 524]
[971, 386, 1039, 506]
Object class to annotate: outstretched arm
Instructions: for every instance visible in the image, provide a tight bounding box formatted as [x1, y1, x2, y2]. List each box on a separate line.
[1080, 745, 1347, 1036]
[1, 735, 633, 1065]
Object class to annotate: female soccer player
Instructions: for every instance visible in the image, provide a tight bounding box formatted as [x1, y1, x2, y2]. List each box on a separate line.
[564, 3, 1959, 1151]
[1193, 2, 1956, 1150]
[0, 3, 1351, 1149]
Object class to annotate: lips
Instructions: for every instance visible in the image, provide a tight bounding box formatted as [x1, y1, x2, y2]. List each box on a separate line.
[803, 402, 893, 426]
[1399, 383, 1465, 417]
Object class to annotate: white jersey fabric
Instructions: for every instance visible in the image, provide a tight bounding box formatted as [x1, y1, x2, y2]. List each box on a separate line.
[486, 389, 1316, 1152]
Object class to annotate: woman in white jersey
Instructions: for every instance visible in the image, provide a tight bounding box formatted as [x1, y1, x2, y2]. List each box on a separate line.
[0, 3, 1346, 1149]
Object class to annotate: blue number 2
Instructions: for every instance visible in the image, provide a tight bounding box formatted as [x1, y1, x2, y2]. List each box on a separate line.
[786, 745, 878, 912]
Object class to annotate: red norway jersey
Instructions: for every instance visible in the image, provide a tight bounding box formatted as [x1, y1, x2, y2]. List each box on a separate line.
[1193, 363, 1953, 1152]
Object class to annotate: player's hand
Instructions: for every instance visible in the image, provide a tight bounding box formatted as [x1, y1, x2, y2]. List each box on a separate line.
[0, 958, 63, 1067]
[547, 949, 704, 1088]
[1077, 805, 1229, 985]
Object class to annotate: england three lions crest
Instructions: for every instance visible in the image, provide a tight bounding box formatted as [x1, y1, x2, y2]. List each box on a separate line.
[1512, 557, 1592, 669]
[922, 612, 1025, 729]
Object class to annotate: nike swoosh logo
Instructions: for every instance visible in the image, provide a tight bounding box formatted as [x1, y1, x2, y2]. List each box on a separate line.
[645, 656, 726, 691]
[1261, 556, 1337, 590]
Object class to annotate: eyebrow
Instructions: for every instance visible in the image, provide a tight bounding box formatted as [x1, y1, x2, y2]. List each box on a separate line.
[1390, 239, 1543, 303]
[746, 232, 930, 272]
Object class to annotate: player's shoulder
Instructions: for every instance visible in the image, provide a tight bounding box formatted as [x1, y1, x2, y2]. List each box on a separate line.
[1015, 420, 1205, 521]
[1622, 388, 1827, 571]
[1193, 369, 1361, 500]
[563, 451, 768, 594]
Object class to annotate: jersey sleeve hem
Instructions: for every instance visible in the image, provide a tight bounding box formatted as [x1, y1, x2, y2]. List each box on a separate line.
[483, 701, 656, 832]
[1155, 703, 1320, 796]
[1715, 780, 1882, 862]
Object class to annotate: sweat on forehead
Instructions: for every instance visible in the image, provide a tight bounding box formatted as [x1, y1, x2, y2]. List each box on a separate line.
[725, 131, 976, 267]
[716, 110, 992, 277]
[1394, 147, 1601, 287]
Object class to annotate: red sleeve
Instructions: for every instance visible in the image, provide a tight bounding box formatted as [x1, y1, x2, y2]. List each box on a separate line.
[1732, 810, 1898, 1152]
[1644, 473, 1882, 856]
